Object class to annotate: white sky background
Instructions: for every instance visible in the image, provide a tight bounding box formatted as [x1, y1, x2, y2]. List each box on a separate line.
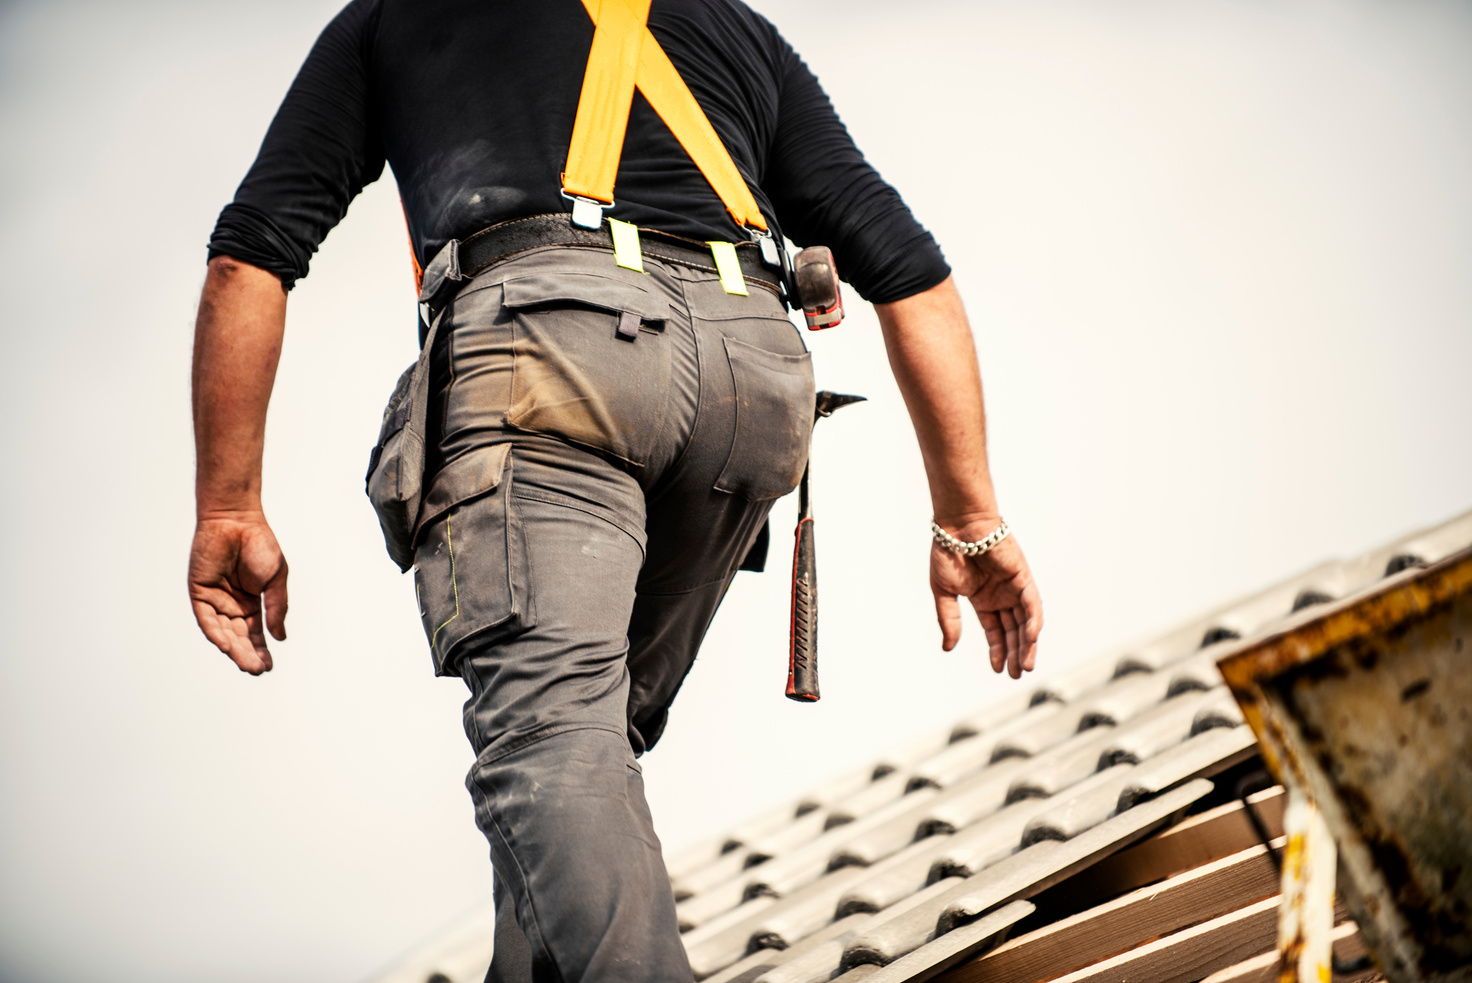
[1, 0, 1469, 980]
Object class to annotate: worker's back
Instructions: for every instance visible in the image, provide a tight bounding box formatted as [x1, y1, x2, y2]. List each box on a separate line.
[210, 0, 948, 306]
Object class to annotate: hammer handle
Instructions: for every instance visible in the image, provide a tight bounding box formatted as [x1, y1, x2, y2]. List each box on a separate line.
[787, 516, 819, 701]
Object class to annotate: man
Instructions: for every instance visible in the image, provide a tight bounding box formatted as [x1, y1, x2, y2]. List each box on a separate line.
[188, 1, 1042, 979]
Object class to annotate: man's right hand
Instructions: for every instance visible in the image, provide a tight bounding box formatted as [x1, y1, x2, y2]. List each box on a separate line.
[875, 277, 1045, 681]
[930, 520, 1042, 679]
[188, 512, 289, 675]
[190, 256, 290, 674]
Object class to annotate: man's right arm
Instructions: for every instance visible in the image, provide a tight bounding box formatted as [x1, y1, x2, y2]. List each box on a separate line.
[188, 256, 291, 675]
[876, 277, 1043, 679]
[759, 32, 1042, 675]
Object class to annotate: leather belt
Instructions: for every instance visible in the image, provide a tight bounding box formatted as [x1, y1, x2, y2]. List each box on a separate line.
[456, 213, 783, 293]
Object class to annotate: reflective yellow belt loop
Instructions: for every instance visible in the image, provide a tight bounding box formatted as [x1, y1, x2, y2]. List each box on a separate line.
[564, 0, 769, 233]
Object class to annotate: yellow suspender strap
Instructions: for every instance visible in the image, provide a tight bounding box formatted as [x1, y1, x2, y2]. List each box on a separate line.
[563, 0, 769, 232]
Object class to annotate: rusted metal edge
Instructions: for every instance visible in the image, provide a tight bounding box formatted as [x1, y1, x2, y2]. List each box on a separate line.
[1217, 542, 1472, 676]
[1217, 546, 1472, 787]
[1216, 545, 1472, 983]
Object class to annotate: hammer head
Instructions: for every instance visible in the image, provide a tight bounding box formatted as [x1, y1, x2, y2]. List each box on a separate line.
[814, 391, 866, 420]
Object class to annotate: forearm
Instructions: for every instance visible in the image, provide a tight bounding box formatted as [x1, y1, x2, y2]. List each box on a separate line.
[191, 256, 288, 517]
[875, 276, 998, 525]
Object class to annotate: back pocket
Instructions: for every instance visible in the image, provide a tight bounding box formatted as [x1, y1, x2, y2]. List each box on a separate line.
[714, 337, 816, 501]
[503, 272, 673, 468]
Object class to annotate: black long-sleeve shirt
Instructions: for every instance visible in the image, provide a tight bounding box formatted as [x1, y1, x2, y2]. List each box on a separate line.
[209, 0, 949, 304]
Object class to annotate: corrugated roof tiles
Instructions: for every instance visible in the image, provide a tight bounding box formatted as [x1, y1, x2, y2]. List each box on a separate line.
[372, 508, 1472, 983]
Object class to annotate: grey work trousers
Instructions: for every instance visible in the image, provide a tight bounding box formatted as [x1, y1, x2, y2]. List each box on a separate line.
[410, 246, 815, 982]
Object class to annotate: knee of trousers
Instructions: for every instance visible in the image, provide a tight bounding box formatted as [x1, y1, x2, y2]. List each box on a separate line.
[465, 725, 659, 873]
[465, 727, 687, 978]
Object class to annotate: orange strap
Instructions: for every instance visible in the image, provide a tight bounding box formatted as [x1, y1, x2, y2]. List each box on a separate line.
[402, 198, 425, 293]
[564, 0, 768, 232]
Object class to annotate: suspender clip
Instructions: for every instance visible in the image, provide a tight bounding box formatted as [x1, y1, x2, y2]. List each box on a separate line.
[749, 227, 782, 270]
[561, 190, 611, 230]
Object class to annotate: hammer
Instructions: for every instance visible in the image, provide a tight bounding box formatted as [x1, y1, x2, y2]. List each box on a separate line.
[787, 390, 866, 702]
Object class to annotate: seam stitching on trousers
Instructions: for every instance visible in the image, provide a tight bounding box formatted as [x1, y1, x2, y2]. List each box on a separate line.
[511, 488, 646, 556]
[472, 722, 630, 770]
[637, 574, 737, 597]
[652, 274, 703, 490]
[430, 511, 461, 650]
[482, 802, 564, 982]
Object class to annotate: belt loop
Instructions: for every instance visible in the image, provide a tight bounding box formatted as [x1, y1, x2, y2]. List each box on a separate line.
[418, 238, 464, 328]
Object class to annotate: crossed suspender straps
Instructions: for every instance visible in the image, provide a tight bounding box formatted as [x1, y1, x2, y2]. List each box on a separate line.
[562, 0, 768, 233]
[405, 1, 771, 294]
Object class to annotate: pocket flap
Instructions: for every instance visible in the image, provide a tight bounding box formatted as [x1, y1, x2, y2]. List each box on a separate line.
[501, 272, 671, 321]
[414, 444, 512, 541]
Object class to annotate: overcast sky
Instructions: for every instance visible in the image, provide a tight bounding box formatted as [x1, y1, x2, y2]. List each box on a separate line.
[1, 1, 1469, 981]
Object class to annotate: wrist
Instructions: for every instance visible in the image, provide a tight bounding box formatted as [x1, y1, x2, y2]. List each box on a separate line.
[195, 503, 266, 524]
[931, 508, 1003, 534]
[195, 476, 263, 521]
[928, 482, 999, 530]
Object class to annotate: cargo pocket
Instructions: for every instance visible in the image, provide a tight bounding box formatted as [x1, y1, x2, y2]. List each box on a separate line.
[412, 444, 533, 677]
[714, 336, 816, 501]
[503, 272, 674, 468]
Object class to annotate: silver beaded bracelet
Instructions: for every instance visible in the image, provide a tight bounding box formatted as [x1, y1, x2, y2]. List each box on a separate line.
[931, 519, 1011, 557]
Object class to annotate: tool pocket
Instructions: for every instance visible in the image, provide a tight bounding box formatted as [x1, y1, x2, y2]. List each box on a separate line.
[412, 444, 534, 677]
[365, 362, 422, 570]
[503, 272, 673, 468]
[714, 336, 816, 501]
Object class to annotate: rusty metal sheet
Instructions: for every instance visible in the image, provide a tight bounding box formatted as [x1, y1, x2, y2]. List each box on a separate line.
[1219, 547, 1472, 983]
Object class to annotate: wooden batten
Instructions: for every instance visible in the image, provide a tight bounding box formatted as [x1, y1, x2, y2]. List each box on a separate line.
[1056, 784, 1285, 910]
[936, 836, 1282, 983]
[1032, 895, 1282, 983]
[1199, 920, 1377, 983]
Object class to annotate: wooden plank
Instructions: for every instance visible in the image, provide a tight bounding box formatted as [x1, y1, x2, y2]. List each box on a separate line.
[1064, 785, 1284, 905]
[1039, 895, 1282, 983]
[1199, 920, 1375, 983]
[1201, 949, 1281, 983]
[936, 836, 1282, 983]
[1021, 896, 1352, 983]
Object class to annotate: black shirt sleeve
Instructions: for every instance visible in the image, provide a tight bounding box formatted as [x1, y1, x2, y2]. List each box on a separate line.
[764, 39, 950, 304]
[208, 0, 385, 289]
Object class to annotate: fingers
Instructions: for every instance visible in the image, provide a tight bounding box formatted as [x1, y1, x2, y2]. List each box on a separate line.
[934, 591, 962, 651]
[238, 526, 288, 646]
[234, 619, 272, 675]
[262, 559, 289, 642]
[191, 599, 270, 675]
[977, 609, 1006, 674]
[1019, 582, 1043, 673]
[1000, 609, 1021, 679]
[191, 598, 238, 656]
[189, 516, 287, 674]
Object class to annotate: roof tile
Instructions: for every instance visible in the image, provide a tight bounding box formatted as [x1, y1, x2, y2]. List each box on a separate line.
[367, 509, 1472, 983]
